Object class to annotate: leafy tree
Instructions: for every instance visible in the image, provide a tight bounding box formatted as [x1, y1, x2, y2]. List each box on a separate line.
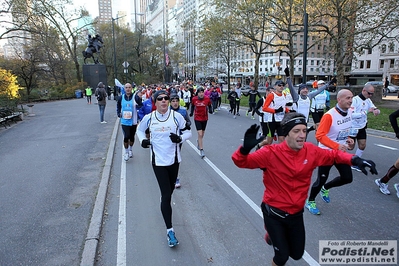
[309, 0, 399, 84]
[0, 68, 20, 99]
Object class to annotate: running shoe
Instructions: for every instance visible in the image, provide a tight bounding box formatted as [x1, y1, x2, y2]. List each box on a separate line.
[251, 116, 255, 120]
[237, 113, 240, 116]
[100, 121, 107, 124]
[246, 110, 249, 116]
[320, 187, 330, 203]
[264, 232, 272, 245]
[394, 183, 399, 198]
[200, 149, 205, 158]
[128, 150, 133, 158]
[375, 179, 391, 195]
[175, 178, 181, 189]
[351, 166, 362, 172]
[233, 115, 236, 119]
[305, 200, 320, 215]
[123, 152, 129, 161]
[167, 230, 179, 247]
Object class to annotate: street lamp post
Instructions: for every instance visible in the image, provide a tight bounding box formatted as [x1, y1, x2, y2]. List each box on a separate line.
[112, 15, 127, 80]
[302, 0, 308, 84]
[112, 17, 117, 80]
[124, 35, 127, 82]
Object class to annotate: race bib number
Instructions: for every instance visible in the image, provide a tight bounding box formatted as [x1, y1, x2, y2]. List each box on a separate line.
[336, 129, 350, 141]
[349, 128, 359, 137]
[122, 111, 132, 119]
[316, 103, 326, 110]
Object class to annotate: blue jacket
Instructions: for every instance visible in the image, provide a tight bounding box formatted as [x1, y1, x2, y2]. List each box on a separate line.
[138, 98, 154, 121]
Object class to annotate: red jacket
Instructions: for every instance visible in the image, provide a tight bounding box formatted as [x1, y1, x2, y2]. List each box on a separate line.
[232, 141, 353, 214]
[191, 96, 212, 121]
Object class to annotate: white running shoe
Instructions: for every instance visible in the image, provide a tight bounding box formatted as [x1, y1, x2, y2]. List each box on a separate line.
[175, 178, 181, 188]
[375, 179, 390, 195]
[394, 183, 399, 198]
[128, 150, 133, 158]
[101, 121, 107, 124]
[123, 152, 129, 161]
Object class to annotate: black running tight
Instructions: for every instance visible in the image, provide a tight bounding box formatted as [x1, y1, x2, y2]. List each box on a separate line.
[261, 203, 305, 266]
[152, 163, 179, 229]
[308, 164, 353, 201]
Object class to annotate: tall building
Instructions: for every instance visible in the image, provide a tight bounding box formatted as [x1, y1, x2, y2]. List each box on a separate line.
[97, 0, 112, 25]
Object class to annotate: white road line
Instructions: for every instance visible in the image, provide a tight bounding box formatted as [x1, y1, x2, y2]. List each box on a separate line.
[374, 144, 398, 150]
[117, 147, 127, 266]
[186, 140, 320, 266]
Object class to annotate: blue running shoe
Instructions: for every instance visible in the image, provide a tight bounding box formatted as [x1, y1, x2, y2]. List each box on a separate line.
[167, 230, 179, 247]
[305, 200, 320, 215]
[320, 187, 330, 203]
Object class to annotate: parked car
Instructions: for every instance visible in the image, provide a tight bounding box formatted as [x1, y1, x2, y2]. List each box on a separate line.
[387, 85, 399, 93]
[365, 81, 384, 87]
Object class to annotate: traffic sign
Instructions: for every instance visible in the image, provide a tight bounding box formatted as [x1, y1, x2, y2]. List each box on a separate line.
[122, 61, 129, 68]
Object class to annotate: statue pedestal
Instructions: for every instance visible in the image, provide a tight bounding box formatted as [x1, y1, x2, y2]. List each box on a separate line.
[82, 64, 107, 89]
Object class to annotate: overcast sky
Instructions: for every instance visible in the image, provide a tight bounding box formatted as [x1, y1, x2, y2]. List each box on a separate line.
[73, 0, 99, 17]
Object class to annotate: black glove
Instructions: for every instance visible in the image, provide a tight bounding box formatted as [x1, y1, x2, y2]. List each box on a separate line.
[182, 124, 191, 131]
[284, 67, 290, 77]
[169, 133, 182, 143]
[145, 128, 150, 134]
[351, 156, 378, 175]
[286, 102, 293, 107]
[141, 139, 151, 148]
[189, 113, 193, 117]
[240, 124, 264, 155]
[117, 113, 121, 118]
[275, 106, 284, 113]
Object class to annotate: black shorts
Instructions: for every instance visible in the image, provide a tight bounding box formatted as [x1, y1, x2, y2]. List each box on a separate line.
[194, 120, 208, 131]
[311, 110, 325, 124]
[350, 127, 367, 140]
[267, 121, 283, 137]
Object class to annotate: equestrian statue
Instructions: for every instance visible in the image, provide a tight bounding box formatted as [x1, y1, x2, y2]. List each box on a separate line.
[82, 34, 103, 64]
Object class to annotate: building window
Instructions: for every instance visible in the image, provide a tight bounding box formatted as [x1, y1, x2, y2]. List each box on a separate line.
[389, 42, 395, 53]
[310, 60, 314, 65]
[381, 44, 387, 53]
[380, 60, 384, 69]
[260, 68, 262, 72]
[360, 61, 364, 68]
[260, 60, 263, 65]
[366, 60, 371, 68]
[390, 59, 395, 68]
[310, 68, 314, 71]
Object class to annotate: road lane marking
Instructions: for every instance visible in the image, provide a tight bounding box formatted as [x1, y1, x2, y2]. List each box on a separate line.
[186, 140, 320, 266]
[117, 147, 127, 266]
[374, 144, 398, 150]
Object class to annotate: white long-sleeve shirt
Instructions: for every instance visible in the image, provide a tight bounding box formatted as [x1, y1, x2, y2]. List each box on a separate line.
[136, 109, 192, 166]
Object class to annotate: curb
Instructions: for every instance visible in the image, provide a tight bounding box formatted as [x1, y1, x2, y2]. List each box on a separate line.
[80, 118, 120, 266]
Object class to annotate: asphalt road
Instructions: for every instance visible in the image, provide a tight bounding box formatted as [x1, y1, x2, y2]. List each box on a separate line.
[0, 97, 118, 266]
[1, 98, 398, 266]
[97, 105, 399, 266]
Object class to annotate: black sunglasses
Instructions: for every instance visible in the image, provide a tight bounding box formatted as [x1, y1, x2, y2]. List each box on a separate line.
[156, 96, 170, 101]
[366, 91, 374, 96]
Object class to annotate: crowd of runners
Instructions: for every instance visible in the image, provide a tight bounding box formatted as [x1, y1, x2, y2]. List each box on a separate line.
[110, 75, 398, 265]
